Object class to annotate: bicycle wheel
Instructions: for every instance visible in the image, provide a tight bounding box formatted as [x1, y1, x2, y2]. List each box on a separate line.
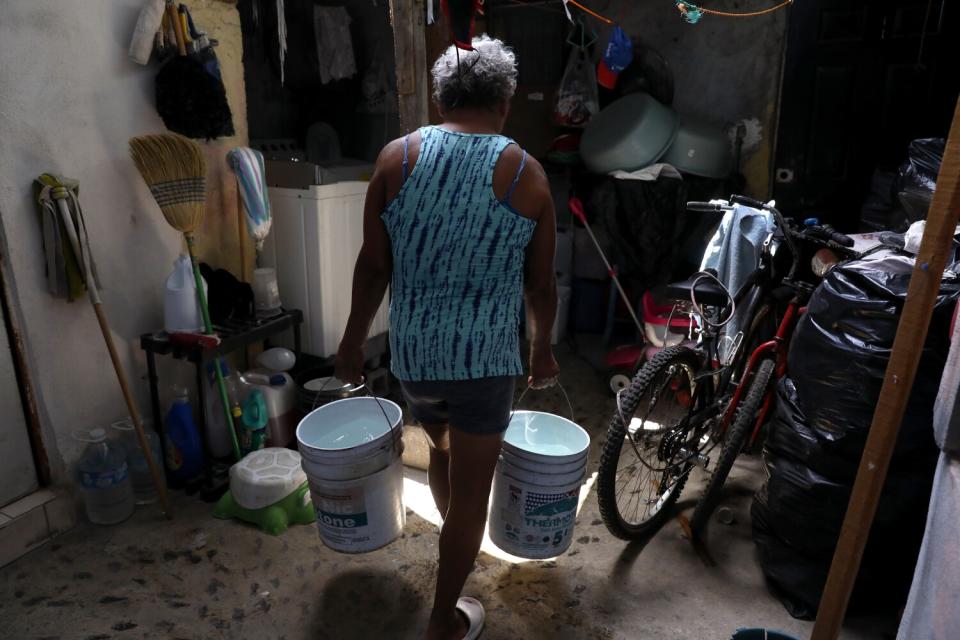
[597, 346, 703, 540]
[689, 357, 775, 534]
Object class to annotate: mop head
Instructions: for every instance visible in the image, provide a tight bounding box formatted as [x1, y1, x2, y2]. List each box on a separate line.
[129, 133, 207, 234]
[155, 54, 235, 140]
[226, 147, 272, 250]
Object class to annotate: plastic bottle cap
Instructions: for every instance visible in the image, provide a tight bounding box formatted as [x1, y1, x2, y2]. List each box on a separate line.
[89, 428, 106, 442]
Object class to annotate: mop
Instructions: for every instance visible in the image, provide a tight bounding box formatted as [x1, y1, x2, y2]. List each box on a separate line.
[129, 133, 242, 462]
[34, 174, 172, 518]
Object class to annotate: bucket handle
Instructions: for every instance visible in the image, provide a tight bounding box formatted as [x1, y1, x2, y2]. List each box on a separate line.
[310, 374, 400, 450]
[511, 380, 576, 424]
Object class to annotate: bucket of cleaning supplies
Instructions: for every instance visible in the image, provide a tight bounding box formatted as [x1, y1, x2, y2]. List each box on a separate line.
[296, 395, 405, 553]
[489, 388, 591, 560]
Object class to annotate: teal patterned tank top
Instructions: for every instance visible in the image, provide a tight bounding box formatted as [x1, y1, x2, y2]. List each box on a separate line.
[382, 126, 537, 381]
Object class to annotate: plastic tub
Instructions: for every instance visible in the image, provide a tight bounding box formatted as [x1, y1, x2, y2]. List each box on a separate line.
[503, 411, 590, 464]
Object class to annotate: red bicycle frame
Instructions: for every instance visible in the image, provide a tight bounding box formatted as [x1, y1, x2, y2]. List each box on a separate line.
[716, 298, 804, 446]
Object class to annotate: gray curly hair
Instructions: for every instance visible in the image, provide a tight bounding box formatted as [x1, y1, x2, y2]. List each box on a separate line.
[431, 35, 517, 112]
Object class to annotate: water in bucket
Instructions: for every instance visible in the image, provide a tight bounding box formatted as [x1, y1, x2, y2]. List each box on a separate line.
[490, 410, 589, 559]
[297, 396, 405, 553]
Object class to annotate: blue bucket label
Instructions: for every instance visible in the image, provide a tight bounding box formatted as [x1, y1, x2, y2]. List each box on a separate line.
[80, 463, 129, 489]
[311, 484, 369, 533]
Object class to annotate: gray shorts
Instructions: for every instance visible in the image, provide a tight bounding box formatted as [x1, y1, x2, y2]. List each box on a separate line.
[399, 376, 517, 435]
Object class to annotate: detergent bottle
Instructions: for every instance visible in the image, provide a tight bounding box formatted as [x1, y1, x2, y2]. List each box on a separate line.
[239, 389, 269, 456]
[164, 386, 204, 484]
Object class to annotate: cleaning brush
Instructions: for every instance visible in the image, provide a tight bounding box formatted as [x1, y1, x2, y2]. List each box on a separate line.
[130, 132, 242, 461]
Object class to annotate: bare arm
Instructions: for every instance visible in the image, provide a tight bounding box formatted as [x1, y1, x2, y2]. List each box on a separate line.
[335, 149, 394, 383]
[523, 161, 560, 387]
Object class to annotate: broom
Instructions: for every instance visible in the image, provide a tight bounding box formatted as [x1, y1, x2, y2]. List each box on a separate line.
[129, 133, 242, 462]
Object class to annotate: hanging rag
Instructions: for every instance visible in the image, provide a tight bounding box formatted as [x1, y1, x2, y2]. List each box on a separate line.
[313, 6, 356, 84]
[226, 148, 272, 252]
[33, 174, 102, 302]
[129, 0, 166, 65]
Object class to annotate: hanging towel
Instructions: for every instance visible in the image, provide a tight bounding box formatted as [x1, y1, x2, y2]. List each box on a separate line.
[226, 148, 272, 250]
[33, 174, 102, 302]
[313, 6, 356, 84]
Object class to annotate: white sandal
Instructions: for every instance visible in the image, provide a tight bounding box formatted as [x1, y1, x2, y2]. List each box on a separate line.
[456, 597, 485, 640]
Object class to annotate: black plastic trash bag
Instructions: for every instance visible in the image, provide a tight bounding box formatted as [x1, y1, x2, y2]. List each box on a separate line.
[787, 257, 958, 465]
[896, 138, 945, 223]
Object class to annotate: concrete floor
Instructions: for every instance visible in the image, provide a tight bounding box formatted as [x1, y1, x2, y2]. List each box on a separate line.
[0, 344, 898, 640]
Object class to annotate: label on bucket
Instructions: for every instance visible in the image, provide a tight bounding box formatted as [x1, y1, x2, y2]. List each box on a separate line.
[492, 480, 580, 557]
[313, 485, 369, 535]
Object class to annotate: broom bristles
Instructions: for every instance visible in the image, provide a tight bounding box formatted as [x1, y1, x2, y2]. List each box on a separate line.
[129, 133, 207, 234]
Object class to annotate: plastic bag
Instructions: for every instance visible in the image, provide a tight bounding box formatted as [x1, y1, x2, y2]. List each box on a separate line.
[896, 138, 945, 223]
[553, 47, 598, 127]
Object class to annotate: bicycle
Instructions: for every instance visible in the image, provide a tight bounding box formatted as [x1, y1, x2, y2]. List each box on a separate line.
[596, 195, 860, 540]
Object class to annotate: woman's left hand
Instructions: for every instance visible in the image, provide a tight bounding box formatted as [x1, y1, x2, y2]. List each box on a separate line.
[529, 346, 560, 389]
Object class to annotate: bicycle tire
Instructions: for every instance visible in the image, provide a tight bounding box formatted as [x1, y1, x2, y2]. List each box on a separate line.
[689, 358, 775, 534]
[597, 346, 702, 540]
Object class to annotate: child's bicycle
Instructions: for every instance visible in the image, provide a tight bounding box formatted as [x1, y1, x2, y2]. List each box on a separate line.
[596, 195, 860, 539]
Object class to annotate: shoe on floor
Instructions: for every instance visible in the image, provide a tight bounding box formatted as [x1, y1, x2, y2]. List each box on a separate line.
[456, 597, 485, 640]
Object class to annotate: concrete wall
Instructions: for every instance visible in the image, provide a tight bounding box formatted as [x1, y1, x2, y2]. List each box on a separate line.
[603, 0, 789, 196]
[0, 0, 247, 482]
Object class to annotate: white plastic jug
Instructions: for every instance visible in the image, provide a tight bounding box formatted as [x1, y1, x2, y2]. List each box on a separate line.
[164, 255, 207, 333]
[242, 370, 299, 448]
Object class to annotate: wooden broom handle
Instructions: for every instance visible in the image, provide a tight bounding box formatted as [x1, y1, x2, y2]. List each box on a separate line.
[92, 303, 173, 518]
[168, 2, 187, 57]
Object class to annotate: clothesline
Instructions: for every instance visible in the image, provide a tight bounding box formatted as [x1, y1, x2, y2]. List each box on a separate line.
[553, 0, 794, 25]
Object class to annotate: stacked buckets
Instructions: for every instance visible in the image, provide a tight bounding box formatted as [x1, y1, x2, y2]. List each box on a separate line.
[296, 397, 405, 553]
[489, 410, 590, 559]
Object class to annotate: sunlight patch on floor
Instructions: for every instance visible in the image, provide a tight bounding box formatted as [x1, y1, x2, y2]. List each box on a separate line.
[402, 467, 598, 563]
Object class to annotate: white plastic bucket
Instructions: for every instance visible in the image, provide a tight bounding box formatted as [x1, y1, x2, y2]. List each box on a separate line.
[301, 440, 403, 481]
[503, 411, 590, 464]
[297, 396, 402, 458]
[489, 409, 590, 559]
[489, 460, 586, 559]
[296, 396, 405, 552]
[306, 456, 406, 553]
[500, 447, 587, 476]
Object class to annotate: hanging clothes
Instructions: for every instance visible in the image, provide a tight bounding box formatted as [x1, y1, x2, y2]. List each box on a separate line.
[313, 6, 356, 84]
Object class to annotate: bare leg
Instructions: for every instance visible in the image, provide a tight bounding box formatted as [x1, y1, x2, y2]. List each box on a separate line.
[420, 423, 451, 518]
[425, 428, 503, 640]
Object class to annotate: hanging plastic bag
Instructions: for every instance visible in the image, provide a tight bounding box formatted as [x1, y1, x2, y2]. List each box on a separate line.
[553, 46, 599, 128]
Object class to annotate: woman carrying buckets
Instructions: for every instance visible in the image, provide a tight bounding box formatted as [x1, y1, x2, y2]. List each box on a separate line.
[336, 35, 559, 640]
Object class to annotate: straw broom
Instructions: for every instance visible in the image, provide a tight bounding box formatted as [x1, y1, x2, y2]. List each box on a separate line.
[129, 133, 242, 462]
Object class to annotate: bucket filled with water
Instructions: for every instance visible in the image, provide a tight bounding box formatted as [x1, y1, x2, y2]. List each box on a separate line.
[296, 396, 405, 553]
[489, 410, 590, 559]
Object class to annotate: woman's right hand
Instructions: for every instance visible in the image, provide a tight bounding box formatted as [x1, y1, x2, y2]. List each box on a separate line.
[334, 341, 364, 385]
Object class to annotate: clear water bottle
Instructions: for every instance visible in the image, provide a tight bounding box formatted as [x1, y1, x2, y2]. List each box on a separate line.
[74, 428, 135, 525]
[110, 418, 163, 505]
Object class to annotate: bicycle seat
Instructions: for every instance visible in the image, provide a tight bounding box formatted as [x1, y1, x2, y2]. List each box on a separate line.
[664, 274, 730, 307]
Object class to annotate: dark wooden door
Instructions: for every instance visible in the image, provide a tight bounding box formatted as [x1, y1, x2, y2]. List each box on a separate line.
[774, 0, 959, 228]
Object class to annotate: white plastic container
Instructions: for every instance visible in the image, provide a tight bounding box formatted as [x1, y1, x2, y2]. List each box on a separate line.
[242, 370, 299, 448]
[306, 456, 405, 553]
[488, 411, 591, 559]
[74, 429, 135, 525]
[296, 396, 405, 552]
[253, 267, 282, 318]
[164, 255, 207, 333]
